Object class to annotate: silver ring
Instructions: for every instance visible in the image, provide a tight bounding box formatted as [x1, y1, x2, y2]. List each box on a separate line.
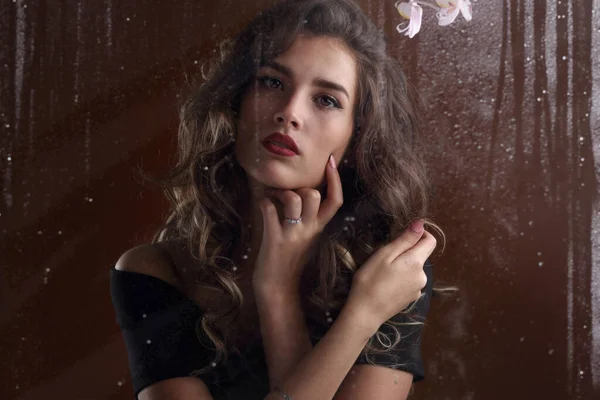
[284, 216, 302, 224]
[274, 386, 293, 400]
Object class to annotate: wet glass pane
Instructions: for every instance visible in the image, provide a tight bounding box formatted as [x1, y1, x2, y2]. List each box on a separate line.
[1, 1, 599, 399]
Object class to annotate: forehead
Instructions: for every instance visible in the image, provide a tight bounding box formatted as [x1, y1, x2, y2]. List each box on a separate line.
[265, 35, 358, 96]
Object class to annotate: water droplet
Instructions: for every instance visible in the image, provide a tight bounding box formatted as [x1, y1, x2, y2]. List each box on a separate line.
[58, 230, 62, 235]
[548, 349, 554, 355]
[142, 313, 147, 318]
[562, 56, 567, 60]
[45, 268, 50, 272]
[117, 381, 123, 386]
[520, 337, 525, 342]
[538, 262, 544, 267]
[146, 339, 151, 344]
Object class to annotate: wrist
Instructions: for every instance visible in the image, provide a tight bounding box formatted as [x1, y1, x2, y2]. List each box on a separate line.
[340, 300, 382, 336]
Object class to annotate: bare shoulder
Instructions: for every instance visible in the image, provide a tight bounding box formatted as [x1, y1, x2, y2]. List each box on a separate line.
[114, 243, 182, 290]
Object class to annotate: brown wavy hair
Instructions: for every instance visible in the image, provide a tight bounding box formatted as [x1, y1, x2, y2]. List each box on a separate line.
[146, 0, 453, 376]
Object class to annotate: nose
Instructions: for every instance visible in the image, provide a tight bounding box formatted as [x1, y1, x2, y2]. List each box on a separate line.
[273, 95, 303, 130]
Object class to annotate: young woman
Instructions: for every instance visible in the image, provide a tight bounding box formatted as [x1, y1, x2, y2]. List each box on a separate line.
[110, 0, 443, 399]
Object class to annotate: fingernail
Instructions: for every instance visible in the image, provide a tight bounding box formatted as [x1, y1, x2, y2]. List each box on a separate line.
[328, 154, 337, 169]
[410, 219, 424, 233]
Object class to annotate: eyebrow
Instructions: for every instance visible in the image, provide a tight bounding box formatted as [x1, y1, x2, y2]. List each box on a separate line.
[261, 60, 350, 101]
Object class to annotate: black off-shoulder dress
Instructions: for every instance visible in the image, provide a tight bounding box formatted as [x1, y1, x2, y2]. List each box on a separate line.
[110, 261, 432, 399]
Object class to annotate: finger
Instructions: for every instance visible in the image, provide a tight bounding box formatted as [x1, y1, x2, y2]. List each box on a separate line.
[295, 188, 321, 222]
[399, 231, 437, 265]
[265, 189, 303, 222]
[259, 197, 282, 239]
[384, 219, 426, 262]
[316, 154, 344, 226]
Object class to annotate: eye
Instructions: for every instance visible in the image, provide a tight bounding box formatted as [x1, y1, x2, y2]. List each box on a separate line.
[256, 75, 283, 90]
[317, 95, 342, 109]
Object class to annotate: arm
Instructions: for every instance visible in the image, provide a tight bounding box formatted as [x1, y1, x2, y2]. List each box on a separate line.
[259, 225, 435, 400]
[256, 288, 416, 400]
[257, 293, 413, 400]
[114, 245, 216, 400]
[255, 288, 314, 390]
[262, 303, 379, 400]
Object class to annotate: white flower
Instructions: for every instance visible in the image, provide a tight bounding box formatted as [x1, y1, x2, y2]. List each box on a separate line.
[435, 0, 472, 26]
[395, 1, 423, 38]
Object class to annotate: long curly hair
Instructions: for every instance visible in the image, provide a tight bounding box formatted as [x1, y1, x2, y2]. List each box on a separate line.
[146, 0, 452, 375]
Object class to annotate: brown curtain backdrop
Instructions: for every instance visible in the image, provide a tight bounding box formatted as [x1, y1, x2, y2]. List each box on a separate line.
[1, 1, 598, 399]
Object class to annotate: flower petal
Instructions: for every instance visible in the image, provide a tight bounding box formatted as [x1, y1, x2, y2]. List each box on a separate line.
[435, 0, 453, 8]
[437, 7, 460, 26]
[407, 2, 423, 38]
[396, 22, 410, 34]
[460, 1, 473, 21]
[395, 2, 413, 19]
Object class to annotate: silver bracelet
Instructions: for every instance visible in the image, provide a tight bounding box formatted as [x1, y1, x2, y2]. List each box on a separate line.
[273, 386, 293, 400]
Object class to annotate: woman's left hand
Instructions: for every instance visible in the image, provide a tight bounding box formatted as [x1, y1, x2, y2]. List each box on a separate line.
[252, 154, 343, 293]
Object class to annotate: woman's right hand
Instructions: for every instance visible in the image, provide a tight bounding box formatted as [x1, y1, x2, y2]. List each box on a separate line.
[345, 219, 436, 330]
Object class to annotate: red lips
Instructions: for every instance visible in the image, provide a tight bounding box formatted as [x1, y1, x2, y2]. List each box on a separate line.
[262, 132, 299, 154]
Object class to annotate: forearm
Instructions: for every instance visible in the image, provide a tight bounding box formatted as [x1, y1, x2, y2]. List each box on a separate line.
[255, 290, 313, 389]
[263, 304, 379, 400]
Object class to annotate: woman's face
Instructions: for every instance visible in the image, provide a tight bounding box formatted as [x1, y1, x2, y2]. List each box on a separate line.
[235, 34, 357, 192]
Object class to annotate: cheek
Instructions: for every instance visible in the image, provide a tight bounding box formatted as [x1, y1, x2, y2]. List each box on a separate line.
[326, 123, 353, 154]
